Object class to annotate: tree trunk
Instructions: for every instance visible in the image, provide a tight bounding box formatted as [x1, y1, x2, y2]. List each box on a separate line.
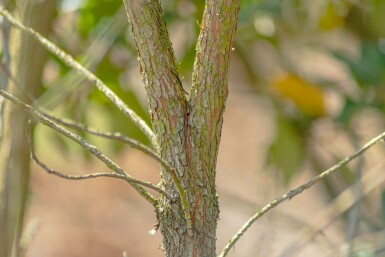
[123, 1, 240, 256]
[0, 0, 240, 255]
[0, 1, 56, 256]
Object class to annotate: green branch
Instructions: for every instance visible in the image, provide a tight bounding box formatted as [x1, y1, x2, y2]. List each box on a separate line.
[0, 89, 158, 206]
[0, 8, 157, 147]
[218, 130, 385, 257]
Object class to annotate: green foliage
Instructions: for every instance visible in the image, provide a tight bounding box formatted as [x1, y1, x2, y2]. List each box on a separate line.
[267, 115, 304, 183]
[233, 0, 385, 193]
[78, 0, 121, 37]
[335, 43, 385, 87]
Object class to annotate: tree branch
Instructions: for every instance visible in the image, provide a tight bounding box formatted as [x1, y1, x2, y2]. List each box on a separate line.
[218, 131, 385, 257]
[27, 130, 174, 201]
[123, 0, 193, 235]
[0, 8, 157, 147]
[35, 7, 128, 109]
[0, 89, 158, 206]
[280, 161, 385, 257]
[189, 1, 241, 172]
[178, 0, 241, 244]
[39, 110, 175, 172]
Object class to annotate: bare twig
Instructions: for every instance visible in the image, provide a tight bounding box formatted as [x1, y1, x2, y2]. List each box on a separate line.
[26, 129, 173, 200]
[35, 7, 128, 109]
[0, 89, 157, 206]
[0, 8, 157, 146]
[218, 131, 385, 257]
[280, 161, 385, 257]
[0, 7, 191, 216]
[38, 110, 188, 204]
[40, 111, 174, 171]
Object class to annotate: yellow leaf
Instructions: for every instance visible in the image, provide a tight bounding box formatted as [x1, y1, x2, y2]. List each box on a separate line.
[318, 2, 344, 31]
[273, 74, 325, 117]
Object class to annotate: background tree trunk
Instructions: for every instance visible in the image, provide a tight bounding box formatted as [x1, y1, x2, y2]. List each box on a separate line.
[0, 1, 56, 256]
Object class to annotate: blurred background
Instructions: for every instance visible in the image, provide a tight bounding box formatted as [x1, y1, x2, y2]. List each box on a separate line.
[1, 0, 385, 256]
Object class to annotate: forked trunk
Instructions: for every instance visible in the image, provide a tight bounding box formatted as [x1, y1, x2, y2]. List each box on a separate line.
[125, 0, 240, 256]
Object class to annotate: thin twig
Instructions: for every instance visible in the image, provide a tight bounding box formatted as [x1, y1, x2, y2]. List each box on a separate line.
[40, 111, 174, 171]
[280, 161, 385, 257]
[0, 6, 192, 216]
[35, 7, 128, 109]
[26, 129, 173, 200]
[218, 131, 385, 257]
[0, 89, 157, 206]
[0, 8, 157, 147]
[39, 110, 187, 206]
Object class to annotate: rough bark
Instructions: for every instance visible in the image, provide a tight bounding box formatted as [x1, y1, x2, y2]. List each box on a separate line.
[0, 0, 240, 255]
[124, 0, 240, 256]
[187, 1, 240, 256]
[0, 1, 56, 256]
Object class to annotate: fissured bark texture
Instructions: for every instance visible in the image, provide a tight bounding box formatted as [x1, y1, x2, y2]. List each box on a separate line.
[124, 1, 240, 256]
